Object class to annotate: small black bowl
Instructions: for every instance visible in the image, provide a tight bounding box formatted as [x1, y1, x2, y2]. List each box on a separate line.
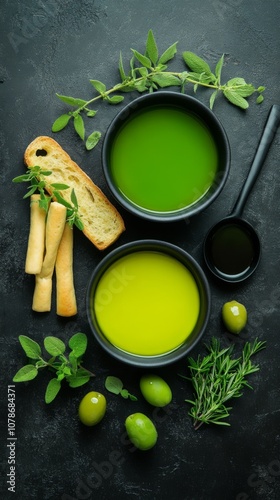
[86, 240, 211, 367]
[102, 91, 230, 222]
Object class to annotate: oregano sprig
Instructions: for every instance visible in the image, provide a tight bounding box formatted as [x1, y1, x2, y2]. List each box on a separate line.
[105, 376, 138, 401]
[13, 333, 95, 404]
[12, 165, 84, 230]
[52, 29, 265, 150]
[183, 338, 266, 430]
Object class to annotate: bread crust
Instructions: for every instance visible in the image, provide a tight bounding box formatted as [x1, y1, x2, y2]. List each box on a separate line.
[24, 136, 125, 250]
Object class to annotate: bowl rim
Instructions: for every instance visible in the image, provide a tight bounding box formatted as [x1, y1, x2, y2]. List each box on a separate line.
[86, 239, 211, 367]
[101, 91, 231, 222]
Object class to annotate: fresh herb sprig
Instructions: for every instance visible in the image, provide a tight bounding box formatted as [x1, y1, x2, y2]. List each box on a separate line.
[52, 29, 265, 150]
[105, 376, 138, 401]
[12, 165, 84, 230]
[13, 333, 95, 404]
[184, 338, 266, 430]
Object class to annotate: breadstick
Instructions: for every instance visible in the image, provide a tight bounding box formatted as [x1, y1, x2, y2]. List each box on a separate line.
[55, 222, 77, 317]
[25, 194, 47, 274]
[32, 202, 67, 312]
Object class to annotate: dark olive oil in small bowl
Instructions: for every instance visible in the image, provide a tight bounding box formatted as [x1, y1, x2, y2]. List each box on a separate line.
[102, 92, 230, 222]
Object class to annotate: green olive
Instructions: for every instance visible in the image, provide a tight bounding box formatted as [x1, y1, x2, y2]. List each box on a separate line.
[140, 374, 172, 407]
[125, 413, 158, 451]
[78, 391, 107, 426]
[222, 300, 247, 334]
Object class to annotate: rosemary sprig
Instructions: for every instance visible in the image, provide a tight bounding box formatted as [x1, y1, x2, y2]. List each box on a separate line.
[184, 338, 266, 430]
[12, 165, 84, 230]
[52, 29, 265, 150]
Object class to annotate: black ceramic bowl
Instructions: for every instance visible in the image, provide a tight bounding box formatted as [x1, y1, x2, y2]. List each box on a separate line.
[86, 240, 211, 368]
[102, 91, 230, 222]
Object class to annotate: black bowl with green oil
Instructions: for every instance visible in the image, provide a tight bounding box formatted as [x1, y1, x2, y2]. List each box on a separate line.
[102, 92, 230, 222]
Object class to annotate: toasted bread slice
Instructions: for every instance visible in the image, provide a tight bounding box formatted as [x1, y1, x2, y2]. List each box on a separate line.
[24, 136, 125, 250]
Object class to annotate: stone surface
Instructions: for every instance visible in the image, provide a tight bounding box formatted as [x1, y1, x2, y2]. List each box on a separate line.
[1, 1, 280, 499]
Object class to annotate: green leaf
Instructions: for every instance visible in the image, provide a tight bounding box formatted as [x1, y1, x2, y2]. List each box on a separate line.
[23, 186, 38, 199]
[13, 364, 38, 382]
[106, 95, 124, 104]
[158, 42, 178, 64]
[223, 89, 249, 109]
[73, 114, 85, 140]
[44, 336, 66, 357]
[210, 90, 218, 110]
[68, 332, 87, 358]
[50, 183, 70, 190]
[85, 131, 101, 151]
[138, 66, 148, 78]
[52, 114, 72, 132]
[234, 84, 256, 97]
[86, 109, 97, 117]
[182, 51, 212, 76]
[67, 375, 90, 388]
[145, 29, 158, 66]
[12, 174, 30, 183]
[74, 216, 84, 230]
[56, 94, 87, 107]
[256, 94, 264, 104]
[121, 388, 129, 399]
[215, 54, 224, 84]
[129, 394, 138, 401]
[45, 378, 61, 404]
[69, 352, 78, 372]
[90, 79, 106, 94]
[227, 77, 247, 86]
[134, 80, 148, 92]
[105, 376, 123, 395]
[131, 49, 152, 69]
[19, 335, 41, 359]
[118, 52, 126, 81]
[151, 73, 181, 88]
[70, 188, 78, 208]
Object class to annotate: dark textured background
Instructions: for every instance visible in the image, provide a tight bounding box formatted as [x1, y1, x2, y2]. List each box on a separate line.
[1, 1, 280, 499]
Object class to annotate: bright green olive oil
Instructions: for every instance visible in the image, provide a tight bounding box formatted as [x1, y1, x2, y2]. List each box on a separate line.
[110, 106, 218, 212]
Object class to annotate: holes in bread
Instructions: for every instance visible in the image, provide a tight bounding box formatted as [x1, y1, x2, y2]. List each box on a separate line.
[36, 149, 48, 157]
[85, 186, 95, 202]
